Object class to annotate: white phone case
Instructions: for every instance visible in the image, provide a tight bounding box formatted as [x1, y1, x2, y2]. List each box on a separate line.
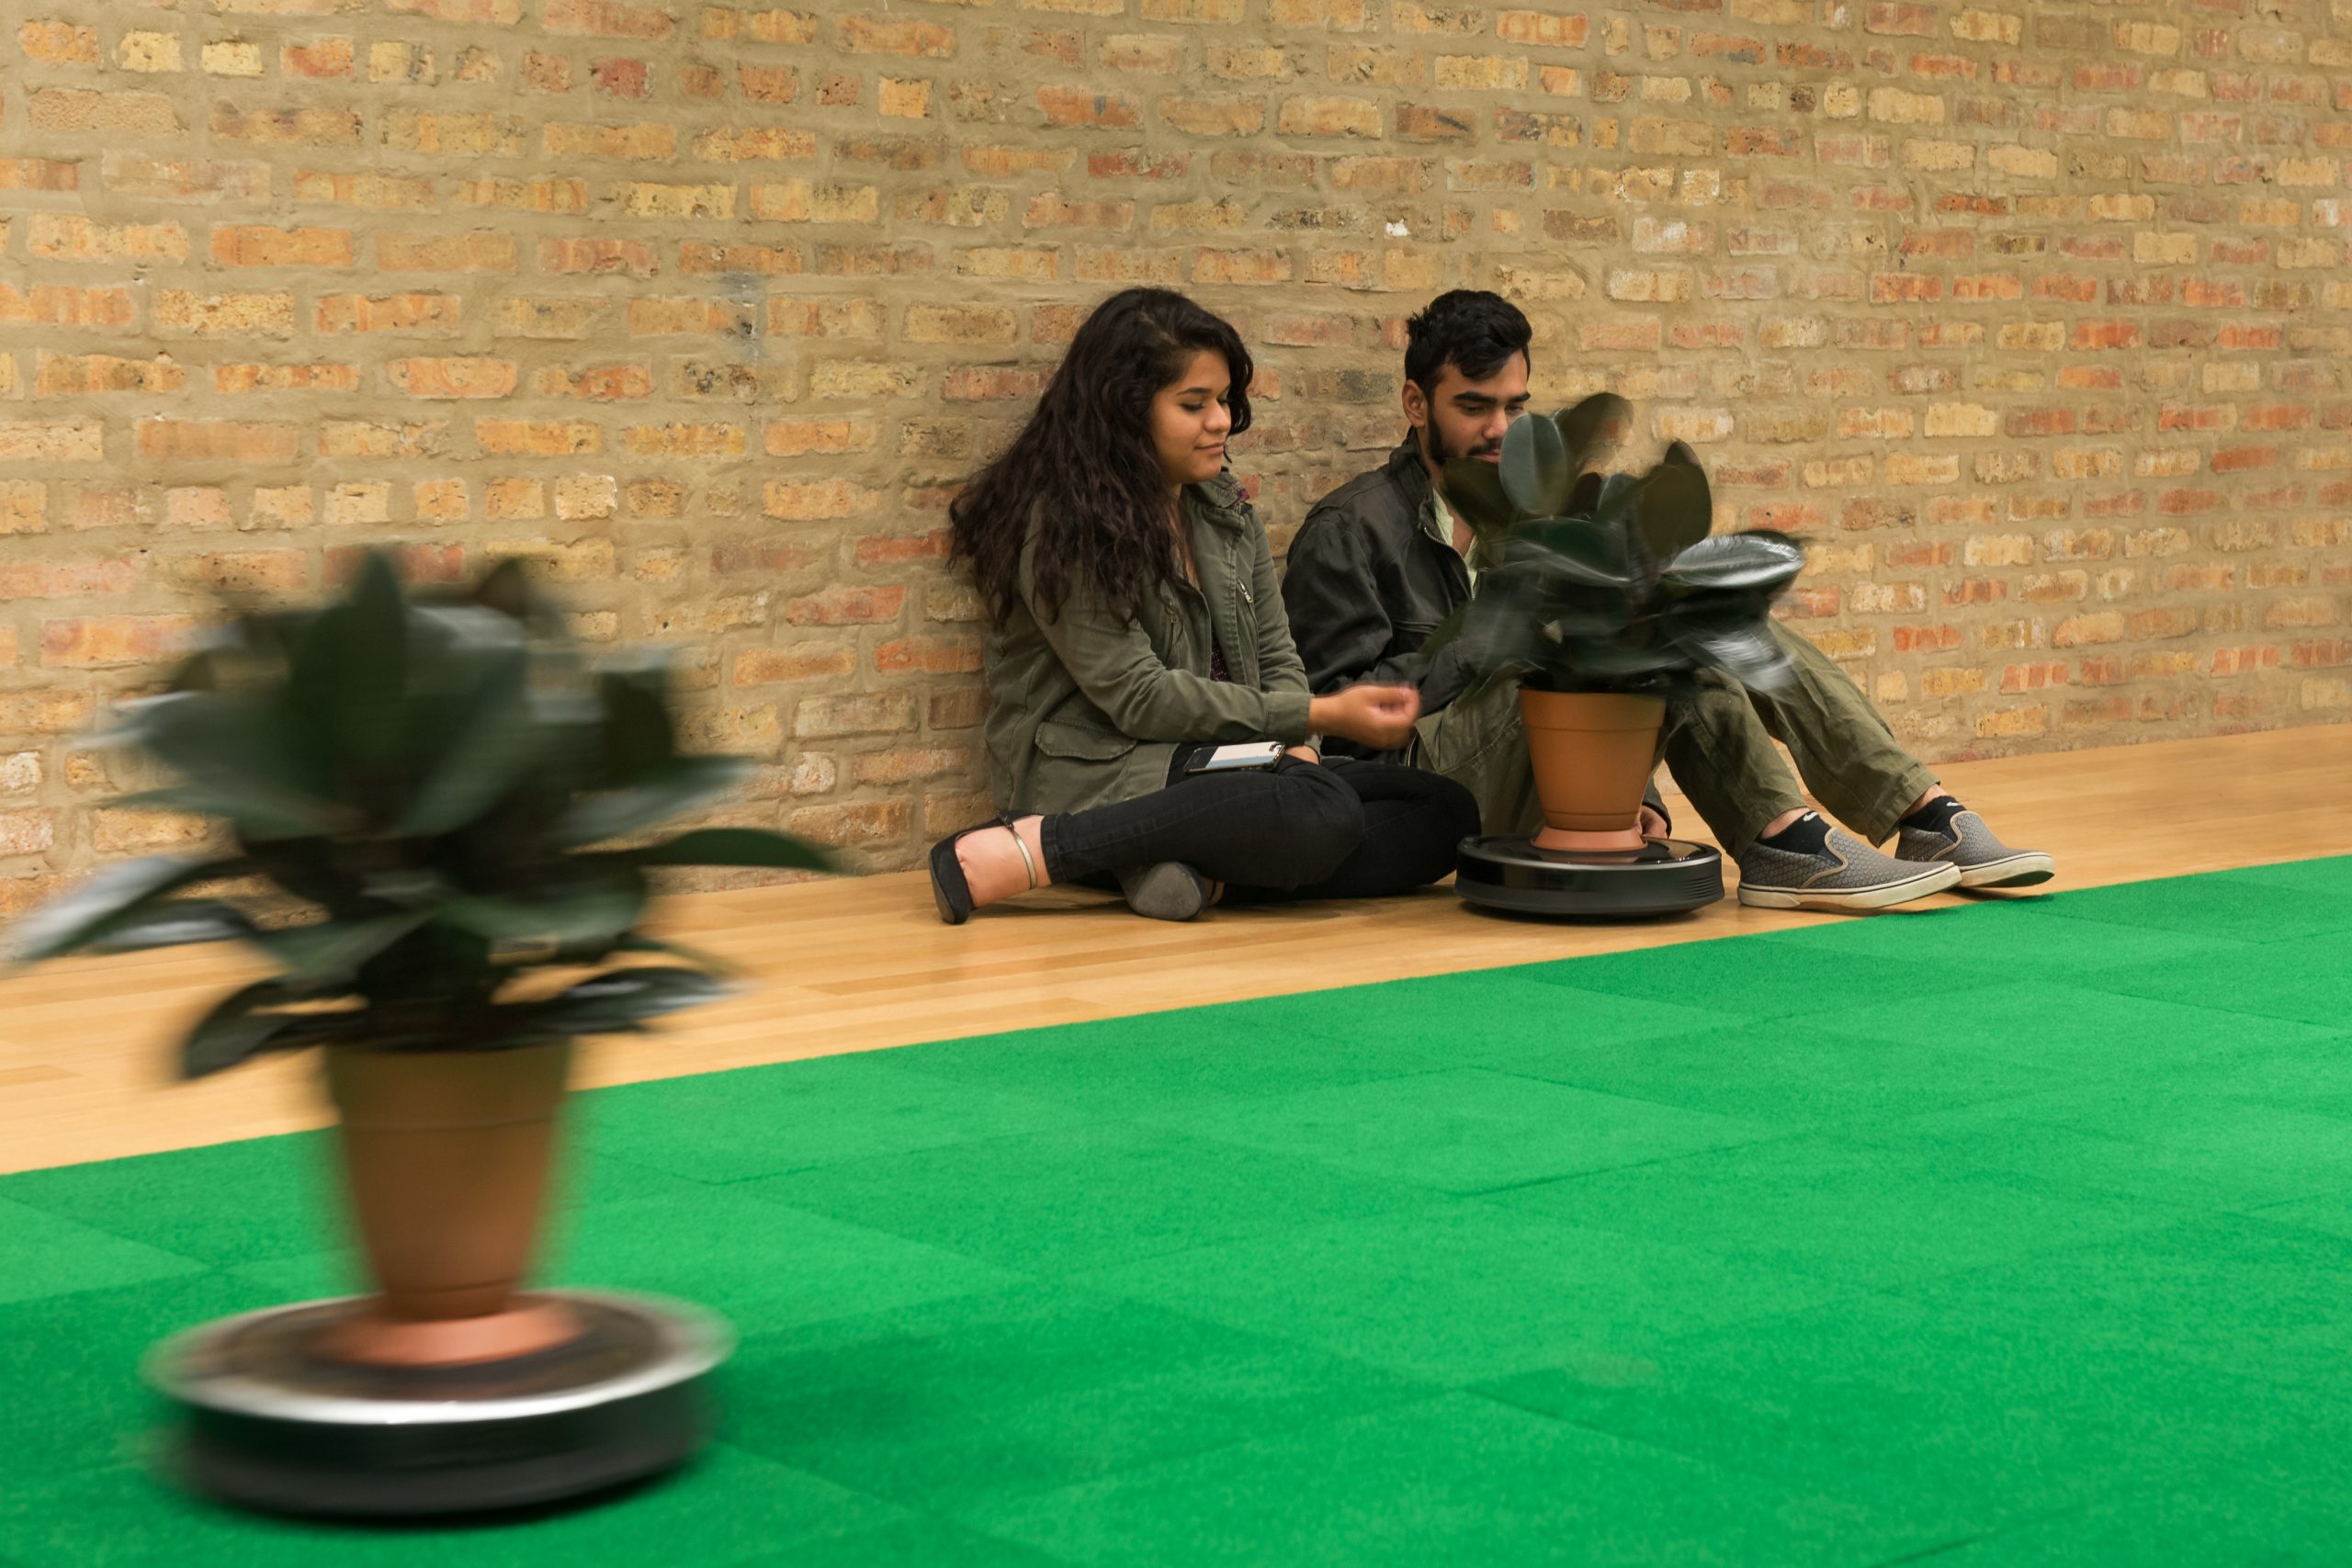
[1192, 741, 1285, 773]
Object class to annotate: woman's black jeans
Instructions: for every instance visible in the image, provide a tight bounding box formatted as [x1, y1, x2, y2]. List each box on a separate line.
[1038, 752, 1480, 901]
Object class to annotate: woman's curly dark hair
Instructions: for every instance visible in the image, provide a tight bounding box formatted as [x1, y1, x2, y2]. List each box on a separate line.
[950, 288, 1254, 626]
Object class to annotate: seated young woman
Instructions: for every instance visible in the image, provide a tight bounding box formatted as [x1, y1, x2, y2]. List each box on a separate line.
[930, 287, 1481, 924]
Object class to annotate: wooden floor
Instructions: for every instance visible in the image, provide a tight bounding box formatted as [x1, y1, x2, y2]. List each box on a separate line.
[5, 723, 2347, 1176]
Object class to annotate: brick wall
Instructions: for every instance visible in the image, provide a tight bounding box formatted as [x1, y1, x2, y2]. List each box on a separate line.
[2, 0, 2348, 901]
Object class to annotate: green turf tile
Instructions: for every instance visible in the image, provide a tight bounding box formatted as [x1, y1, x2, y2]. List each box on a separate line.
[1892, 1213, 2352, 1395]
[734, 1517, 1071, 1567]
[960, 1392, 1925, 1566]
[1849, 1082, 2352, 1209]
[1478, 1289, 2324, 1540]
[2242, 1188, 2352, 1240]
[0, 1130, 707, 1278]
[1490, 1133, 2183, 1291]
[738, 1122, 1440, 1277]
[891, 973, 1739, 1117]
[1929, 1480, 2352, 1567]
[1749, 897, 2265, 980]
[2008, 868, 2352, 943]
[0, 1446, 904, 1568]
[0, 1272, 284, 1483]
[1071, 1199, 1847, 1383]
[723, 1283, 1432, 1511]
[2089, 931, 2352, 1031]
[1460, 1016, 2068, 1128]
[1140, 1067, 1781, 1193]
[890, 1010, 1435, 1116]
[0, 1136, 336, 1268]
[1509, 936, 1991, 1021]
[574, 1055, 1100, 1185]
[1314, 970, 1744, 1053]
[0, 1198, 208, 1307]
[1802, 980, 2342, 1078]
[227, 1185, 1029, 1327]
[560, 1188, 1026, 1325]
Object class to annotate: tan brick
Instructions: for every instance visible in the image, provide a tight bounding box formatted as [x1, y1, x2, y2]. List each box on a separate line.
[135, 420, 300, 465]
[794, 694, 916, 739]
[40, 616, 198, 668]
[209, 225, 355, 268]
[0, 422, 105, 464]
[387, 357, 520, 399]
[377, 233, 520, 272]
[28, 216, 188, 265]
[31, 88, 183, 134]
[212, 105, 362, 145]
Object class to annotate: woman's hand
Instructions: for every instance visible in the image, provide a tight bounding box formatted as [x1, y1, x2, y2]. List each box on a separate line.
[1284, 745, 1320, 763]
[1309, 683, 1422, 750]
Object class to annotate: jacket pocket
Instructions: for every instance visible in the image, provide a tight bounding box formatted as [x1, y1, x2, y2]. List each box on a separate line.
[1033, 719, 1139, 761]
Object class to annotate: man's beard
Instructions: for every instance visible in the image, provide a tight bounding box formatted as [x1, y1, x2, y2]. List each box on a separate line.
[1426, 423, 1502, 470]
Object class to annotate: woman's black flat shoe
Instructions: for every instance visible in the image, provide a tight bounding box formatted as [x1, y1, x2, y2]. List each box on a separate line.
[928, 815, 1036, 925]
[929, 831, 978, 925]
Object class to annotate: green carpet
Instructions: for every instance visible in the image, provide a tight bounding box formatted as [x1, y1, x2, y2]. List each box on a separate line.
[6, 856, 2351, 1565]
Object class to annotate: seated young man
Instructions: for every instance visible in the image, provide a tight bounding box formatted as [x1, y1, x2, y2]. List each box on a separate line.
[1280, 289, 2054, 911]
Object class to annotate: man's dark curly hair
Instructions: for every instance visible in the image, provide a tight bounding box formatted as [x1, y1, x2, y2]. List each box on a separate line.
[1404, 289, 1533, 396]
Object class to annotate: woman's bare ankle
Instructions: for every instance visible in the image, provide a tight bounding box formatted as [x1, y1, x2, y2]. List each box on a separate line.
[957, 818, 1049, 908]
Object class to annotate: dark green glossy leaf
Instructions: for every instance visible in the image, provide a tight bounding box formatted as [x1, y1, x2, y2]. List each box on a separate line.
[1437, 457, 1517, 538]
[1659, 531, 1805, 593]
[83, 900, 255, 955]
[1499, 411, 1569, 518]
[472, 556, 533, 621]
[438, 878, 648, 950]
[3, 853, 252, 964]
[309, 551, 412, 776]
[257, 910, 433, 988]
[179, 979, 348, 1079]
[395, 636, 544, 837]
[1511, 520, 1633, 588]
[239, 837, 366, 917]
[1554, 393, 1633, 477]
[557, 755, 754, 847]
[625, 828, 835, 873]
[595, 656, 681, 785]
[1555, 633, 1679, 671]
[1692, 628, 1798, 690]
[533, 965, 732, 1037]
[1637, 461, 1713, 561]
[110, 693, 344, 840]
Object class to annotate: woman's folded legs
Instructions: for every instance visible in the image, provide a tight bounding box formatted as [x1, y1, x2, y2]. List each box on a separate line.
[1040, 758, 1477, 902]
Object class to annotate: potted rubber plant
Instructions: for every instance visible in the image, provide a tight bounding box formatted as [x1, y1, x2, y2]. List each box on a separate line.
[3, 553, 829, 1367]
[1430, 392, 1807, 852]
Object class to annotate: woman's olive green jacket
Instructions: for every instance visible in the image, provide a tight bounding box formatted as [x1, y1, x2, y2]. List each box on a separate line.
[982, 476, 1315, 815]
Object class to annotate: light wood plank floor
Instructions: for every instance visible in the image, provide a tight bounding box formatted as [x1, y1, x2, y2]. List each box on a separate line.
[5, 723, 2346, 1175]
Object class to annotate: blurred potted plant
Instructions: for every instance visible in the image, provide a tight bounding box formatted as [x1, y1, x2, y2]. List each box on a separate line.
[4, 553, 829, 1367]
[1430, 392, 1807, 852]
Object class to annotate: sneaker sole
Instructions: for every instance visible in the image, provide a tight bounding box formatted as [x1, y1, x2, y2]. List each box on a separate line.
[1739, 861, 1962, 912]
[1954, 852, 2056, 889]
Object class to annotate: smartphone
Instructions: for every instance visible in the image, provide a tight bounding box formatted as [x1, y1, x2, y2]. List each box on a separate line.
[1186, 741, 1286, 773]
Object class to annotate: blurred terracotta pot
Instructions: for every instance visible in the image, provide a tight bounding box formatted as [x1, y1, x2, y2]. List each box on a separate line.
[319, 1042, 580, 1368]
[1519, 688, 1666, 853]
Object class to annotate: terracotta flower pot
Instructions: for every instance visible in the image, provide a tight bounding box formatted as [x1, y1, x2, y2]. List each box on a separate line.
[1518, 687, 1667, 853]
[319, 1041, 581, 1368]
